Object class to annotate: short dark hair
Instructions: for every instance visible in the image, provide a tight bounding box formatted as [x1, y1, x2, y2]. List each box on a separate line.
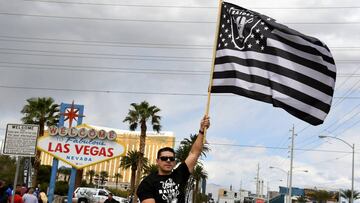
[157, 147, 175, 159]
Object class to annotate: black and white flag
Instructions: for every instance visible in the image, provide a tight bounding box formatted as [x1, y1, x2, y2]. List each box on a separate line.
[211, 1, 336, 125]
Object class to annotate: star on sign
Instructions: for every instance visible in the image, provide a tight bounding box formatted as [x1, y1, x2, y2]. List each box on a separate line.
[256, 29, 260, 33]
[248, 44, 252, 48]
[264, 27, 269, 30]
[256, 40, 260, 44]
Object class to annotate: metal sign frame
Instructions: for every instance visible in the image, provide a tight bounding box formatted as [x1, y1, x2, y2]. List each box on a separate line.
[3, 123, 39, 156]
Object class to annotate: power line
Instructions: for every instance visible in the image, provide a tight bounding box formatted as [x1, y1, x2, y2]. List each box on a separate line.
[1, 35, 360, 50]
[0, 65, 208, 75]
[0, 48, 358, 64]
[1, 37, 359, 51]
[0, 61, 357, 76]
[0, 38, 210, 50]
[206, 142, 353, 153]
[1, 84, 360, 99]
[22, 0, 360, 10]
[0, 12, 359, 24]
[0, 47, 211, 60]
[0, 51, 210, 62]
[23, 0, 218, 9]
[0, 61, 209, 73]
[0, 35, 211, 48]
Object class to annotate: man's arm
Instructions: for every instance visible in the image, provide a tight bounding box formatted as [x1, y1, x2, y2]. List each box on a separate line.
[185, 116, 210, 173]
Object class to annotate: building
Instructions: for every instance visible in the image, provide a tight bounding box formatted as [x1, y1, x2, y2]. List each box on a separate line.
[40, 123, 175, 188]
[217, 187, 250, 203]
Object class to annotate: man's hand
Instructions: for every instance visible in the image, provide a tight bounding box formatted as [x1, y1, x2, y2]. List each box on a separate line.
[199, 115, 210, 134]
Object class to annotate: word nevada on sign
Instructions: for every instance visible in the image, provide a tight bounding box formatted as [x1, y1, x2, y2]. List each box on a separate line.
[37, 126, 125, 169]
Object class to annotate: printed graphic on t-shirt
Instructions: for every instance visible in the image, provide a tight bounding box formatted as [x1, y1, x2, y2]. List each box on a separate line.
[158, 178, 180, 203]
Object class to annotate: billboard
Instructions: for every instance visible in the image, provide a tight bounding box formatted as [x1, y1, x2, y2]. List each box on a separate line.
[37, 125, 125, 169]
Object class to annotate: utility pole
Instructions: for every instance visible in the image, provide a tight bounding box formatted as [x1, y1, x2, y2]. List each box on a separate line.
[256, 163, 260, 197]
[288, 125, 295, 203]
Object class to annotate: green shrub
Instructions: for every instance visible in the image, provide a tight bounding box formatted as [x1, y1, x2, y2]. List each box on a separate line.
[55, 181, 69, 196]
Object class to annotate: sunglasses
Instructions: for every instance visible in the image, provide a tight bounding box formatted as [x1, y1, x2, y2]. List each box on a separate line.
[159, 156, 175, 162]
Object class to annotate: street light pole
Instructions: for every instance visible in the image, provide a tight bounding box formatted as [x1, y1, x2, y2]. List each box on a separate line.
[269, 167, 289, 203]
[351, 143, 355, 203]
[319, 135, 355, 203]
[288, 125, 295, 203]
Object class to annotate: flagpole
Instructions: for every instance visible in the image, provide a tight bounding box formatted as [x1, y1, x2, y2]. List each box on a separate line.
[205, 0, 223, 116]
[203, 0, 223, 141]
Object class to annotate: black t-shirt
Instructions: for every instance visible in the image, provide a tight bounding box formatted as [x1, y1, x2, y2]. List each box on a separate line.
[137, 163, 191, 203]
[104, 199, 119, 203]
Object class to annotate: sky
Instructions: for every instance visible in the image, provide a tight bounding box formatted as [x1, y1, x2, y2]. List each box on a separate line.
[0, 0, 359, 198]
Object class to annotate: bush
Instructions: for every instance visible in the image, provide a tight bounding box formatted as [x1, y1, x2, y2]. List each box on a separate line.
[55, 181, 69, 196]
[107, 188, 130, 198]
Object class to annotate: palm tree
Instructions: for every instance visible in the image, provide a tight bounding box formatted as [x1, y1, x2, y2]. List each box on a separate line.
[308, 190, 333, 203]
[21, 97, 59, 187]
[123, 101, 161, 200]
[341, 189, 360, 202]
[176, 134, 210, 163]
[98, 171, 109, 186]
[86, 169, 96, 185]
[296, 196, 307, 203]
[58, 166, 71, 182]
[143, 163, 158, 177]
[113, 173, 123, 190]
[175, 134, 210, 203]
[192, 164, 208, 203]
[120, 150, 148, 196]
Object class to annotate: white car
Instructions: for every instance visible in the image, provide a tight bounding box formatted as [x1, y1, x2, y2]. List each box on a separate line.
[73, 187, 128, 203]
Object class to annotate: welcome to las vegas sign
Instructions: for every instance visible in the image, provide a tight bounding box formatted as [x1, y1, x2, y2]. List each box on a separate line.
[37, 126, 125, 169]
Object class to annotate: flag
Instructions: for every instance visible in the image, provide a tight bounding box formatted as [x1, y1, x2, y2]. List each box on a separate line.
[211, 1, 336, 125]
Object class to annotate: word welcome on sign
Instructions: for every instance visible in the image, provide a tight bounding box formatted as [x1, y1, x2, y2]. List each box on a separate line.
[48, 126, 117, 141]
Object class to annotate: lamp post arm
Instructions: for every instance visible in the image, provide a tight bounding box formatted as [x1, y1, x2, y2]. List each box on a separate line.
[320, 135, 353, 149]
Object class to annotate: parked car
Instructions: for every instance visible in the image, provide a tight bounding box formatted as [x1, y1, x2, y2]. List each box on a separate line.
[73, 187, 128, 203]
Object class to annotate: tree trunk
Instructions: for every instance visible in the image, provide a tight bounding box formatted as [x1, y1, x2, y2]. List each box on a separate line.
[75, 169, 83, 188]
[31, 150, 41, 187]
[130, 169, 136, 195]
[134, 123, 147, 202]
[193, 180, 199, 203]
[32, 122, 44, 187]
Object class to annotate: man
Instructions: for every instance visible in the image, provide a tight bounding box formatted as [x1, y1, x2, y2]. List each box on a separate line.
[0, 180, 8, 203]
[104, 193, 119, 203]
[22, 188, 38, 203]
[12, 191, 24, 203]
[137, 116, 210, 203]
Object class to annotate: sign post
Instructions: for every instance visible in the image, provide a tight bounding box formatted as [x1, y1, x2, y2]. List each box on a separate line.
[3, 124, 39, 203]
